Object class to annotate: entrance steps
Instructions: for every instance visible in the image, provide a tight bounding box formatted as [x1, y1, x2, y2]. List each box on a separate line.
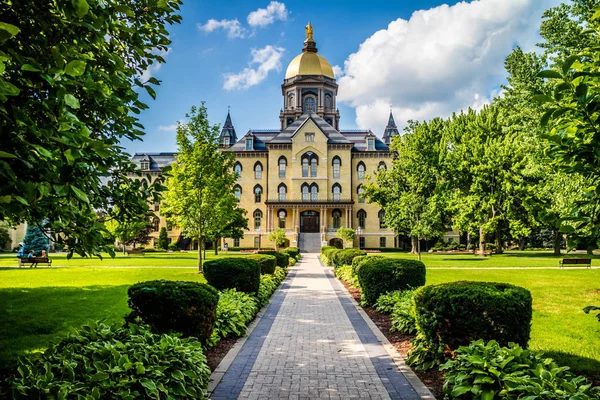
[298, 233, 321, 253]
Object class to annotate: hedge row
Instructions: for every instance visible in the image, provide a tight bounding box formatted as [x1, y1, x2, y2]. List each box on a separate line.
[203, 258, 261, 294]
[246, 254, 277, 274]
[357, 258, 426, 305]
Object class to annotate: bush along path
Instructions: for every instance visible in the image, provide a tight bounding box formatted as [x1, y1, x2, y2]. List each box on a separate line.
[4, 252, 294, 399]
[326, 247, 600, 399]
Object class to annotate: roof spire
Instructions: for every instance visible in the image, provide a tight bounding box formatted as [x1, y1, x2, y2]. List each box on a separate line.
[219, 109, 237, 147]
[383, 109, 400, 145]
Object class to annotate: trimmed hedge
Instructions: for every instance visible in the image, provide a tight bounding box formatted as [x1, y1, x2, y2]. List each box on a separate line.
[351, 255, 385, 276]
[320, 246, 336, 265]
[284, 246, 300, 259]
[203, 258, 261, 294]
[357, 258, 426, 305]
[126, 280, 218, 344]
[331, 248, 366, 268]
[257, 250, 289, 268]
[246, 254, 277, 274]
[414, 281, 532, 352]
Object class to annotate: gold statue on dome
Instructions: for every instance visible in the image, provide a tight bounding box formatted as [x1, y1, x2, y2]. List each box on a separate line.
[305, 22, 314, 41]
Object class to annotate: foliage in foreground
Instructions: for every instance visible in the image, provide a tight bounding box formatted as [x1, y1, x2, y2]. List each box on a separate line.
[256, 266, 286, 307]
[10, 322, 210, 399]
[357, 258, 426, 305]
[208, 289, 259, 347]
[442, 340, 600, 400]
[374, 290, 417, 335]
[203, 257, 261, 294]
[334, 265, 360, 288]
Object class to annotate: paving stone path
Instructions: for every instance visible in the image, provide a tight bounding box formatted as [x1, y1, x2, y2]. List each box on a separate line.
[211, 254, 424, 400]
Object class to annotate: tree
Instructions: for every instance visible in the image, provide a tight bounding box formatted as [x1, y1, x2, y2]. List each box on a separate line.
[162, 104, 239, 273]
[268, 228, 287, 251]
[23, 224, 49, 255]
[158, 227, 169, 250]
[0, 226, 11, 250]
[205, 198, 248, 255]
[104, 215, 152, 253]
[335, 227, 355, 247]
[0, 1, 180, 257]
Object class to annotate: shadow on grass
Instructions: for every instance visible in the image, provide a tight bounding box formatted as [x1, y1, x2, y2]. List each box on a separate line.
[542, 350, 600, 380]
[0, 285, 131, 371]
[500, 252, 600, 259]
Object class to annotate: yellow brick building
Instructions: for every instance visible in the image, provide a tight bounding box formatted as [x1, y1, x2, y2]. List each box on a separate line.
[131, 25, 402, 252]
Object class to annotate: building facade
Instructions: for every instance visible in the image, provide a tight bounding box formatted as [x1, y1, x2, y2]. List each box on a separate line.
[131, 25, 402, 251]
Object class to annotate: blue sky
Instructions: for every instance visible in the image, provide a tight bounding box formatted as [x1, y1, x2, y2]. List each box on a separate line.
[127, 0, 560, 155]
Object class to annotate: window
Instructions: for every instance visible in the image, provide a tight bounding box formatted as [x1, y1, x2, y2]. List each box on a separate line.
[224, 137, 230, 145]
[378, 161, 387, 171]
[304, 96, 316, 112]
[288, 93, 295, 109]
[332, 184, 341, 202]
[253, 209, 262, 230]
[254, 162, 262, 179]
[234, 162, 242, 177]
[234, 238, 240, 247]
[287, 118, 294, 127]
[311, 184, 318, 201]
[278, 209, 287, 229]
[332, 209, 341, 229]
[357, 162, 365, 180]
[378, 209, 385, 229]
[311, 158, 317, 177]
[154, 201, 160, 212]
[325, 94, 332, 109]
[326, 118, 333, 126]
[301, 152, 318, 177]
[357, 210, 366, 229]
[254, 236, 261, 248]
[302, 158, 309, 177]
[234, 185, 241, 200]
[245, 138, 253, 150]
[140, 160, 150, 170]
[359, 237, 366, 249]
[254, 185, 262, 203]
[278, 157, 287, 178]
[302, 184, 309, 201]
[358, 185, 365, 203]
[305, 133, 315, 142]
[278, 184, 287, 201]
[152, 217, 160, 232]
[332, 157, 341, 179]
[368, 138, 375, 151]
[380, 237, 386, 248]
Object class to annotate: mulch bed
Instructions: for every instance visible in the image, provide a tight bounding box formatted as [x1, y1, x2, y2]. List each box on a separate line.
[340, 281, 445, 399]
[205, 336, 240, 371]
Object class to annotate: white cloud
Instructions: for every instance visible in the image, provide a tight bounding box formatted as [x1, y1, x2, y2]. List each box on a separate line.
[198, 19, 245, 39]
[247, 1, 288, 27]
[332, 65, 344, 79]
[223, 45, 285, 90]
[158, 123, 178, 132]
[337, 0, 562, 136]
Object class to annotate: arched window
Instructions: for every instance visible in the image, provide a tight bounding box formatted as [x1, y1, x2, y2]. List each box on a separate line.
[288, 93, 295, 109]
[303, 96, 316, 112]
[278, 183, 287, 201]
[332, 156, 341, 179]
[278, 157, 287, 178]
[380, 237, 386, 248]
[325, 94, 332, 110]
[278, 209, 287, 229]
[357, 210, 366, 229]
[302, 158, 309, 177]
[378, 209, 385, 229]
[332, 183, 341, 202]
[332, 209, 341, 229]
[311, 158, 317, 177]
[301, 152, 318, 177]
[358, 185, 365, 203]
[234, 185, 242, 200]
[254, 162, 262, 179]
[152, 217, 160, 232]
[254, 185, 262, 203]
[357, 162, 366, 180]
[253, 209, 262, 230]
[378, 161, 387, 171]
[302, 184, 309, 201]
[234, 162, 242, 177]
[311, 184, 318, 201]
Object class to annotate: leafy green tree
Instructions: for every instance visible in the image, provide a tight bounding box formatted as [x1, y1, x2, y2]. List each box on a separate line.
[158, 227, 169, 250]
[0, 225, 11, 250]
[0, 0, 180, 257]
[161, 104, 239, 272]
[23, 224, 49, 255]
[335, 227, 355, 247]
[205, 199, 248, 255]
[268, 228, 287, 251]
[104, 215, 152, 253]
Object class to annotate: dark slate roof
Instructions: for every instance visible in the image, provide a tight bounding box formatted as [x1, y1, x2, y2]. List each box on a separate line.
[131, 153, 176, 171]
[342, 132, 390, 152]
[219, 111, 237, 144]
[382, 111, 400, 145]
[270, 112, 352, 144]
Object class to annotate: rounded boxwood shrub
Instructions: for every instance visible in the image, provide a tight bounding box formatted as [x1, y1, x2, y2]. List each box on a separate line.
[320, 246, 336, 265]
[257, 251, 289, 268]
[203, 257, 261, 294]
[351, 255, 386, 276]
[357, 258, 426, 305]
[10, 322, 211, 399]
[284, 246, 300, 259]
[332, 248, 366, 268]
[126, 280, 218, 344]
[414, 281, 532, 351]
[246, 254, 277, 274]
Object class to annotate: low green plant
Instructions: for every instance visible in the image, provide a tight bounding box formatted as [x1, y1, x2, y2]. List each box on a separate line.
[441, 339, 600, 399]
[9, 322, 211, 399]
[256, 251, 289, 269]
[320, 246, 337, 265]
[374, 290, 417, 334]
[273, 266, 286, 283]
[283, 246, 299, 259]
[357, 258, 426, 305]
[126, 280, 218, 344]
[351, 255, 385, 276]
[209, 289, 259, 346]
[203, 258, 261, 294]
[168, 243, 179, 251]
[246, 254, 277, 274]
[256, 274, 279, 307]
[332, 248, 365, 268]
[334, 265, 360, 288]
[289, 257, 297, 267]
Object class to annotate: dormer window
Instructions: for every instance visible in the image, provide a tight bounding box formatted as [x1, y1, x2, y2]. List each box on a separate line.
[303, 96, 316, 112]
[305, 133, 315, 142]
[367, 138, 375, 151]
[224, 137, 230, 145]
[245, 138, 253, 150]
[140, 160, 150, 170]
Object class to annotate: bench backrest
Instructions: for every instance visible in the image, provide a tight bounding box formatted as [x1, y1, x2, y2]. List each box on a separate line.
[24, 257, 49, 262]
[561, 258, 591, 264]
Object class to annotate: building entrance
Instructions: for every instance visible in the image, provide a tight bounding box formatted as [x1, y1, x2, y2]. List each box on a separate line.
[300, 210, 320, 233]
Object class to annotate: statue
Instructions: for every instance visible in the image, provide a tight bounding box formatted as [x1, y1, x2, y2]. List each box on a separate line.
[305, 22, 314, 41]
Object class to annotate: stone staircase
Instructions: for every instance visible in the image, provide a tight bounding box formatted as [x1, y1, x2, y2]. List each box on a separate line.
[298, 233, 321, 253]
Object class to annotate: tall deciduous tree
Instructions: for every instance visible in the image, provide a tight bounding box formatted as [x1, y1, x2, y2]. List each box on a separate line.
[268, 228, 287, 251]
[161, 104, 240, 272]
[0, 0, 180, 257]
[104, 214, 152, 253]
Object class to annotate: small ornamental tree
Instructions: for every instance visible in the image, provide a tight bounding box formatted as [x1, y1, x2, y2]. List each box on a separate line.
[0, 226, 11, 250]
[335, 228, 355, 247]
[23, 224, 49, 255]
[158, 227, 169, 250]
[268, 228, 287, 250]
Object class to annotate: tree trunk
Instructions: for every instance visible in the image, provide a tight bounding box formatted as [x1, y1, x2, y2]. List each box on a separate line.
[197, 239, 203, 273]
[587, 248, 593, 255]
[203, 242, 206, 261]
[214, 239, 218, 256]
[417, 237, 421, 261]
[478, 225, 486, 257]
[519, 236, 526, 251]
[495, 226, 503, 254]
[552, 229, 561, 256]
[466, 232, 471, 249]
[410, 236, 418, 254]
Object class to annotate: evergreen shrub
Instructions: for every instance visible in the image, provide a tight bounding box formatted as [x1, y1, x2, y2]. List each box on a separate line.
[256, 251, 289, 269]
[246, 254, 277, 274]
[357, 258, 426, 305]
[126, 280, 218, 344]
[283, 246, 300, 259]
[332, 248, 366, 268]
[203, 258, 261, 294]
[351, 255, 385, 276]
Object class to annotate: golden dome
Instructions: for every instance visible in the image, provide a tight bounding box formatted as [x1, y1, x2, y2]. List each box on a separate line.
[285, 52, 335, 79]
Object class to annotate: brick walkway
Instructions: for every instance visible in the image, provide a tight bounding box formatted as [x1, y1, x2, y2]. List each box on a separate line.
[211, 254, 424, 400]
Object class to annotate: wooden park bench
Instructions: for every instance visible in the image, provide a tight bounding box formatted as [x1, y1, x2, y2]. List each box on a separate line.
[126, 250, 145, 257]
[18, 257, 52, 268]
[559, 258, 592, 269]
